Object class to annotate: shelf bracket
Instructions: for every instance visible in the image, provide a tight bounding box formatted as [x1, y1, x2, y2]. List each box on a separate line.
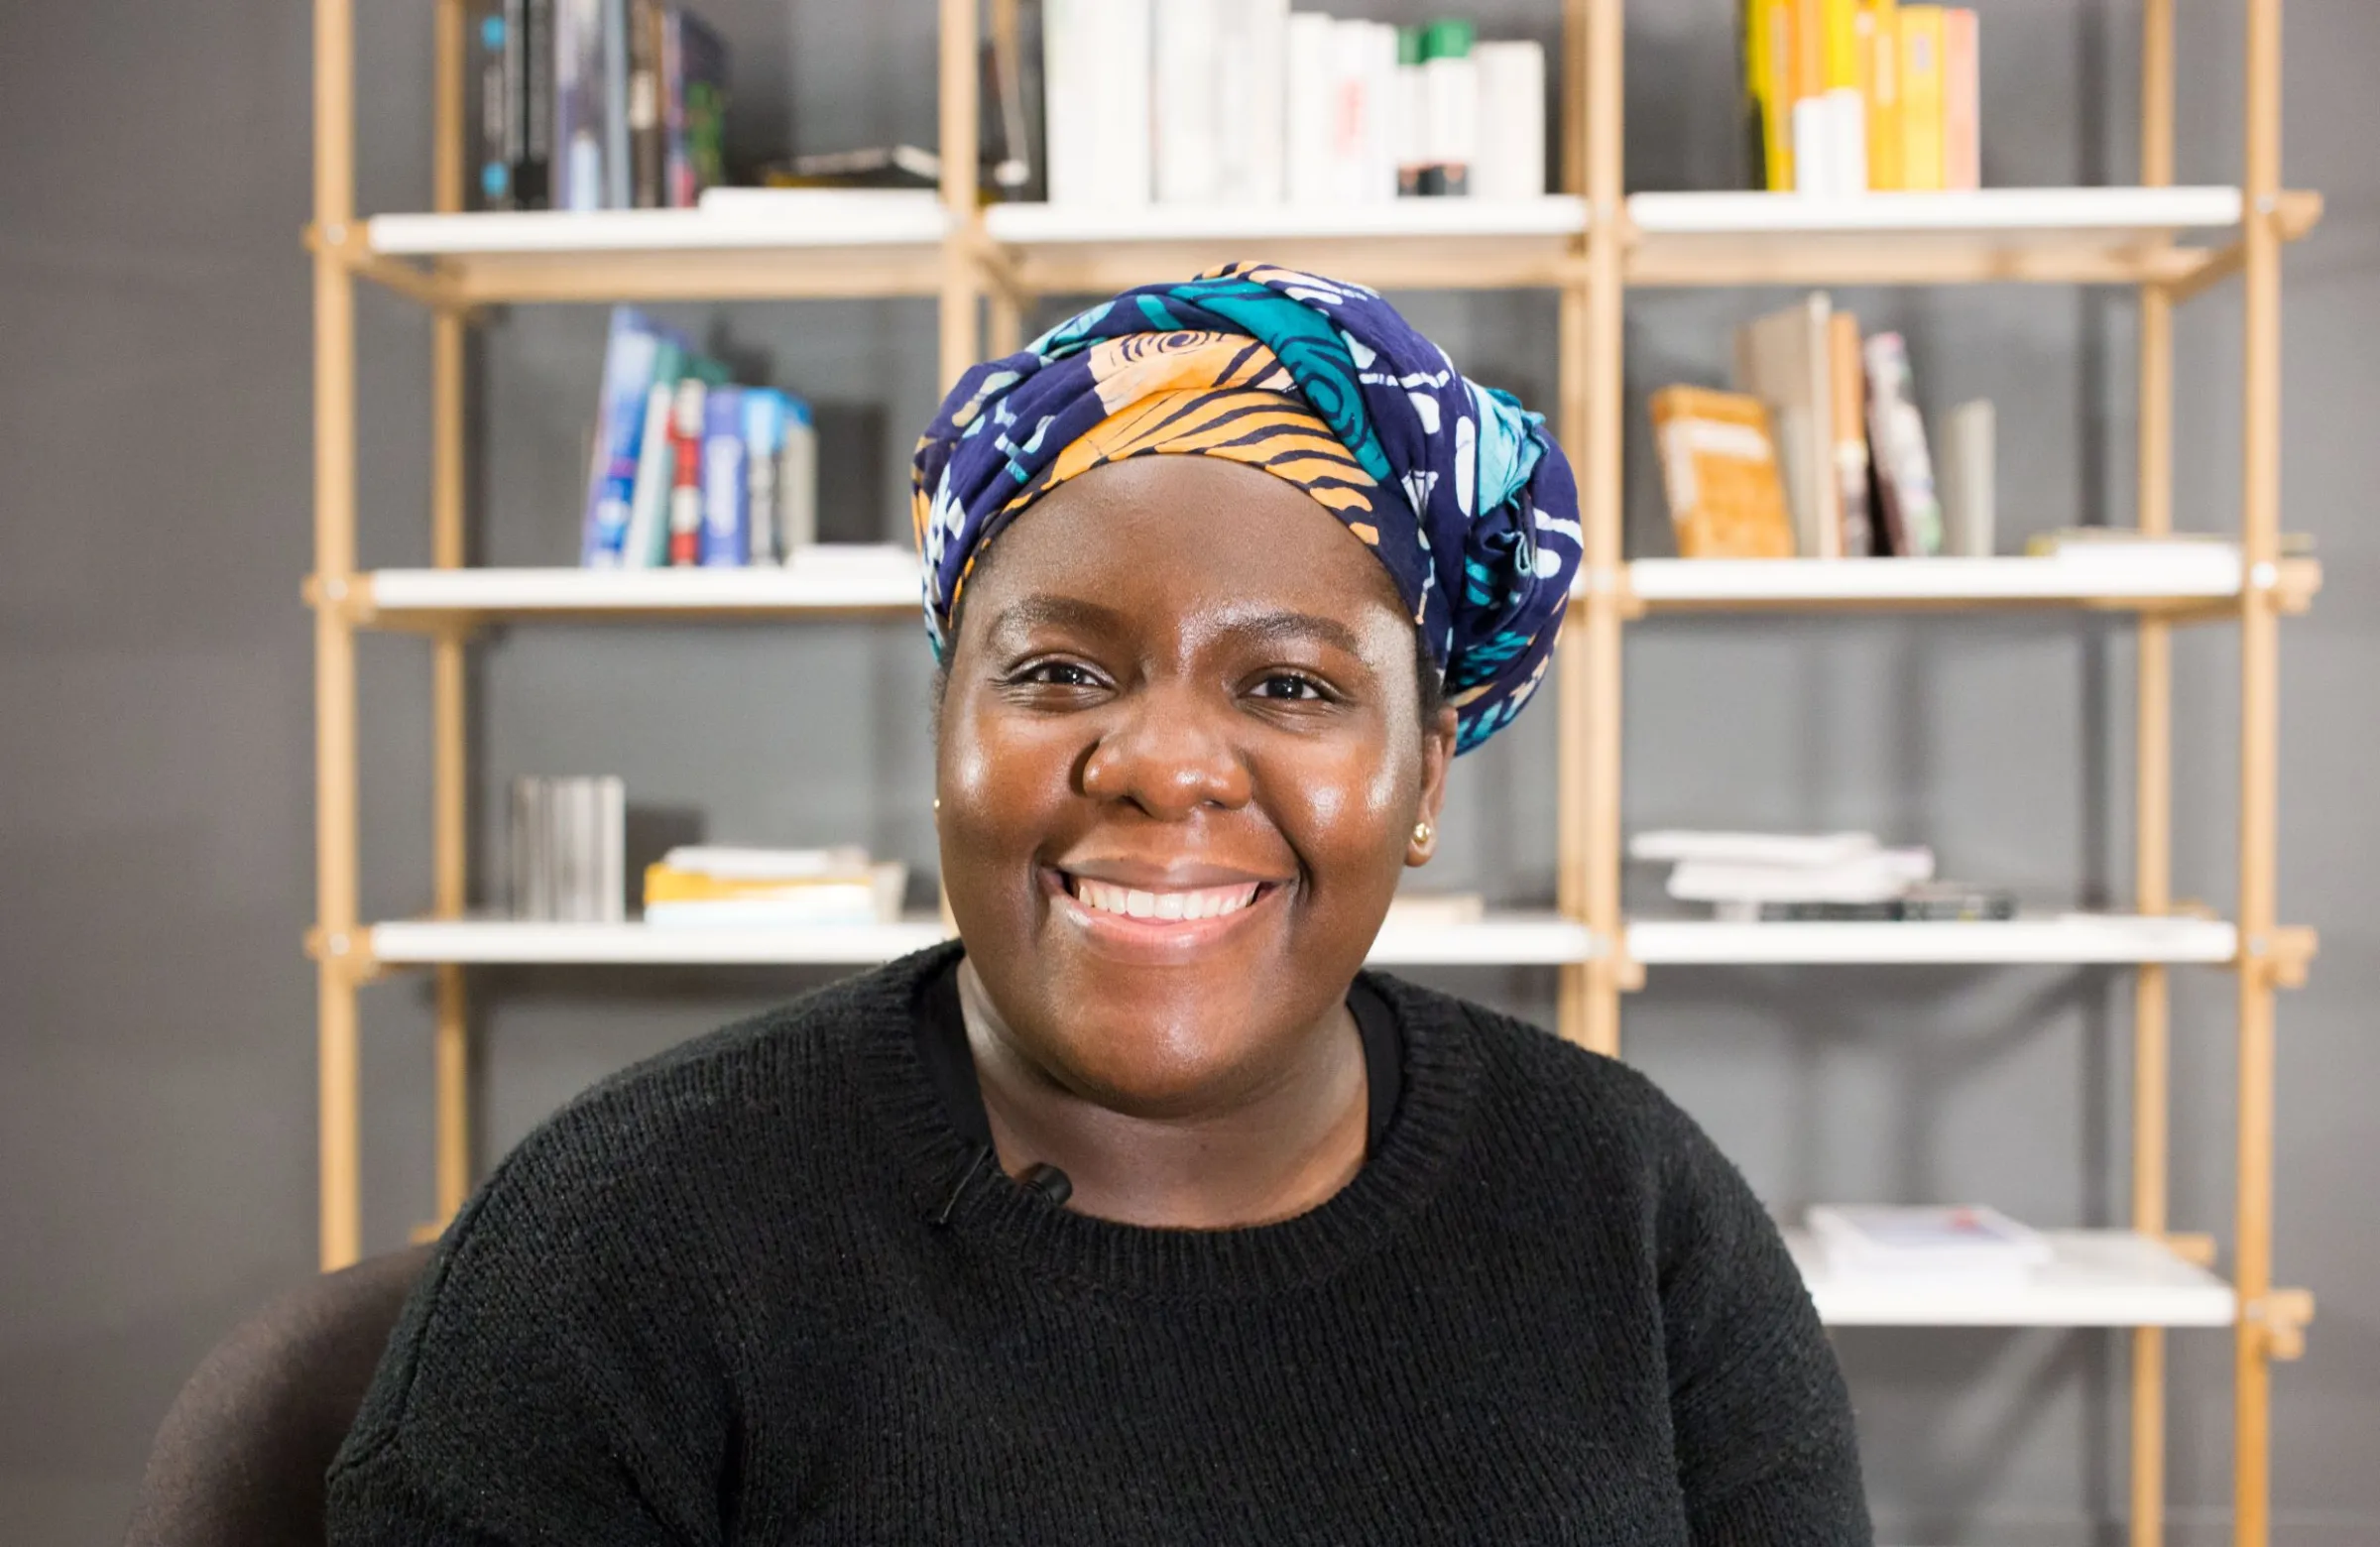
[2165, 1232, 2218, 1267]
[2244, 1287, 2316, 1362]
[2166, 188, 2325, 305]
[301, 221, 473, 314]
[2238, 925, 2320, 989]
[304, 924, 388, 986]
[302, 572, 378, 627]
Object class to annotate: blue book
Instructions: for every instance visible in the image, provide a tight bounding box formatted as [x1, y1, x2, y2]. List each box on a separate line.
[700, 385, 748, 567]
[579, 307, 661, 566]
[741, 389, 787, 564]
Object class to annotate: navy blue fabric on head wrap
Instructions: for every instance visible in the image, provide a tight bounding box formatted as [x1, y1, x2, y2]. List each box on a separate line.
[910, 263, 1581, 752]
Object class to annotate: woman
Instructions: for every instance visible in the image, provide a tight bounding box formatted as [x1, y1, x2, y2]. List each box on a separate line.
[329, 265, 1868, 1544]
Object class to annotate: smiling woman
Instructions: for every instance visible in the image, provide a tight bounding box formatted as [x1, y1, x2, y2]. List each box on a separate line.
[325, 268, 1870, 1546]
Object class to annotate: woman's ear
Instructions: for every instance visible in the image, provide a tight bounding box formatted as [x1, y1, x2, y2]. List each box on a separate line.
[1406, 705, 1459, 867]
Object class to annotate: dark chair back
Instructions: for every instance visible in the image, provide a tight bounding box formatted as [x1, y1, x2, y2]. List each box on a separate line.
[123, 1243, 433, 1547]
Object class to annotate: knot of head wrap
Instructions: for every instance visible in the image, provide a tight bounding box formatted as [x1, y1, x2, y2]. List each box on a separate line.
[909, 263, 1581, 753]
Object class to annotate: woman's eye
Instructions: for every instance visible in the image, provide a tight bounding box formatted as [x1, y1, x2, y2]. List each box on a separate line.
[1016, 660, 1100, 688]
[1252, 672, 1328, 702]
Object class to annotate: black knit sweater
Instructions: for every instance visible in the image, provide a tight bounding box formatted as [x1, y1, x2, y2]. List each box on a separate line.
[327, 945, 1868, 1544]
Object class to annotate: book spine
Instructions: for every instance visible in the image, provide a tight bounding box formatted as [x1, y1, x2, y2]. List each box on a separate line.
[700, 386, 748, 567]
[1862, 0, 1899, 188]
[627, 0, 662, 207]
[668, 12, 728, 206]
[1861, 330, 1942, 555]
[1393, 29, 1427, 198]
[777, 399, 817, 559]
[1093, 0, 1153, 206]
[1216, 0, 1287, 201]
[1897, 4, 1946, 190]
[552, 0, 600, 210]
[1041, 0, 1083, 204]
[1327, 20, 1375, 202]
[1828, 310, 1874, 557]
[667, 378, 706, 565]
[472, 2, 515, 209]
[621, 378, 676, 567]
[1943, 6, 1978, 190]
[517, 0, 552, 207]
[581, 308, 659, 566]
[1940, 398, 1994, 557]
[743, 389, 785, 564]
[1154, 0, 1222, 203]
[1755, 0, 1795, 190]
[1283, 14, 1335, 204]
[1418, 25, 1474, 197]
[602, 0, 631, 207]
[1473, 42, 1547, 200]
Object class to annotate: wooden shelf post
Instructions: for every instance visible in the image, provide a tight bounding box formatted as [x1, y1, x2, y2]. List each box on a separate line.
[313, 0, 363, 1271]
[938, 0, 981, 389]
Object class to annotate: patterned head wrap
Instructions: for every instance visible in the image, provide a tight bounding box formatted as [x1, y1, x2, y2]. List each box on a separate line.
[910, 263, 1580, 752]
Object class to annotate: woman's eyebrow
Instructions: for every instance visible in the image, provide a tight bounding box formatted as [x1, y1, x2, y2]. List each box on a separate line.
[985, 594, 1131, 644]
[1208, 609, 1367, 657]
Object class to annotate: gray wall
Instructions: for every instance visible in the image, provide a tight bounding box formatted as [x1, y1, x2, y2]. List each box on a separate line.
[1, 0, 2370, 1541]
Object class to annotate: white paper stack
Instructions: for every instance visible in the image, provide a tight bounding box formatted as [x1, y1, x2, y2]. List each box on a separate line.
[642, 846, 907, 928]
[1807, 1205, 2053, 1286]
[1631, 830, 1935, 912]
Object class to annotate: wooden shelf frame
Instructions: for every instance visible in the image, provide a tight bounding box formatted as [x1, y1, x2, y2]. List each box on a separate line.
[308, 3, 2317, 1543]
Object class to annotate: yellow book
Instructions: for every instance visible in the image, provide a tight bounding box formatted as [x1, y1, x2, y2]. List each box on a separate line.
[1821, 0, 1861, 89]
[1898, 5, 1947, 191]
[1751, 0, 1796, 191]
[1862, 0, 1901, 188]
[1650, 387, 1796, 560]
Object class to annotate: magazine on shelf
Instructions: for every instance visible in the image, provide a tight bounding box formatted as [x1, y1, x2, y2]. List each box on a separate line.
[1807, 1204, 2052, 1283]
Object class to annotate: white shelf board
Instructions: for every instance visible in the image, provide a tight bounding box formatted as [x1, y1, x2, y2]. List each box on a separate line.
[368, 911, 1595, 969]
[368, 203, 951, 256]
[1789, 1229, 2236, 1328]
[1623, 548, 2248, 609]
[1627, 185, 2241, 237]
[1627, 913, 2238, 967]
[358, 546, 920, 623]
[984, 196, 1591, 245]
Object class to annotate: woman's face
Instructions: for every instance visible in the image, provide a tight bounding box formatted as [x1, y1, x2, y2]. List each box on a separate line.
[937, 454, 1457, 1117]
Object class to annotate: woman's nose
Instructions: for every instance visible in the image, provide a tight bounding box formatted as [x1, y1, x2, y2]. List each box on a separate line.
[1076, 685, 1253, 819]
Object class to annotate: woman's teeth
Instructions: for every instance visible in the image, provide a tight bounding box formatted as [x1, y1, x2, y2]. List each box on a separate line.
[1071, 877, 1260, 921]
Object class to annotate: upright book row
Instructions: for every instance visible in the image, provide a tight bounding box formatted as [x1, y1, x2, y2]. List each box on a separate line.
[578, 308, 819, 569]
[1745, 0, 1980, 195]
[1044, 2, 1549, 207]
[469, 0, 728, 210]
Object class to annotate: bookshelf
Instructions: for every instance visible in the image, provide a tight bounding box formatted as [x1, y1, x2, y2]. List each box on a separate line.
[305, 1, 2319, 1541]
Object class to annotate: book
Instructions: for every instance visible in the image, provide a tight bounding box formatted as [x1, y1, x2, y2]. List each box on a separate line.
[981, 0, 1040, 197]
[1862, 330, 1943, 555]
[553, 0, 606, 210]
[1217, 0, 1288, 201]
[1943, 6, 1978, 189]
[622, 375, 677, 567]
[1042, 0, 1092, 204]
[1861, 0, 1900, 188]
[743, 389, 784, 564]
[1155, 0, 1224, 203]
[627, 0, 664, 207]
[644, 850, 908, 925]
[1827, 311, 1874, 555]
[1733, 295, 1840, 557]
[777, 396, 818, 559]
[1329, 19, 1382, 202]
[1938, 398, 1993, 557]
[1630, 830, 1884, 867]
[601, 0, 632, 208]
[580, 308, 662, 565]
[666, 377, 707, 566]
[657, 844, 873, 879]
[1092, 0, 1153, 205]
[663, 7, 728, 207]
[1757, 889, 2017, 921]
[1473, 41, 1548, 200]
[1648, 387, 1796, 559]
[1747, 0, 1795, 190]
[519, 0, 553, 206]
[699, 386, 747, 567]
[1394, 28, 1428, 197]
[1667, 847, 1935, 905]
[1806, 1205, 2052, 1283]
[1897, 4, 1946, 191]
[470, 1, 515, 209]
[1283, 13, 1335, 204]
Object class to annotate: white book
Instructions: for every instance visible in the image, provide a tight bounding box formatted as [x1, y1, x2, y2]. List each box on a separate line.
[1422, 41, 1478, 196]
[660, 844, 875, 881]
[1327, 19, 1378, 203]
[1283, 14, 1335, 204]
[777, 399, 817, 559]
[1826, 88, 1866, 199]
[1734, 294, 1838, 557]
[1155, 0, 1223, 203]
[1042, 0, 1092, 205]
[1940, 399, 1996, 558]
[1092, 0, 1154, 206]
[1629, 830, 1881, 867]
[1217, 0, 1288, 201]
[1807, 1205, 2053, 1283]
[1472, 41, 1546, 201]
[1667, 847, 1936, 905]
[595, 775, 626, 923]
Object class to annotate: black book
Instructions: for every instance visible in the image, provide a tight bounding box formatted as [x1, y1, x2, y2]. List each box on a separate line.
[471, 1, 515, 209]
[627, 0, 663, 207]
[516, 0, 553, 208]
[1755, 892, 2019, 923]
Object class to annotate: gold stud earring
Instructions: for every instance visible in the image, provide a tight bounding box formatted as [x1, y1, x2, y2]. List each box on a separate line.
[1412, 820, 1434, 847]
[933, 797, 942, 813]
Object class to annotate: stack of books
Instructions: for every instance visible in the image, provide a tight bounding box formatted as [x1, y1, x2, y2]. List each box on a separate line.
[1652, 298, 1994, 559]
[643, 847, 909, 928]
[1629, 831, 2015, 922]
[469, 0, 729, 211]
[508, 775, 626, 922]
[579, 307, 819, 569]
[1806, 1205, 2052, 1285]
[1743, 0, 1980, 195]
[1038, 3, 1547, 208]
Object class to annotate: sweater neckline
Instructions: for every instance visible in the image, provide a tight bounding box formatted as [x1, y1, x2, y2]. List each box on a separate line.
[848, 942, 1482, 1300]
